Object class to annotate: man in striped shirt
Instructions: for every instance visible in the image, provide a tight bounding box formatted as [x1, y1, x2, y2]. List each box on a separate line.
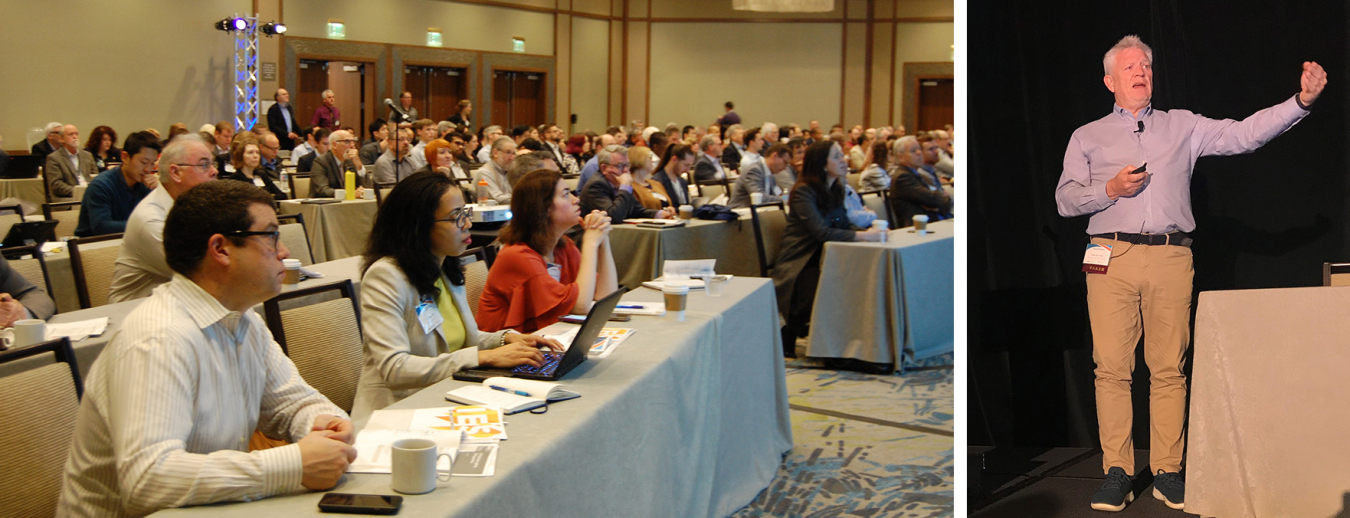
[58, 181, 357, 517]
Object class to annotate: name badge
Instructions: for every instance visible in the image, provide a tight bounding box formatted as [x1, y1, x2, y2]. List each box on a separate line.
[1083, 243, 1112, 274]
[415, 296, 443, 335]
[253, 178, 266, 187]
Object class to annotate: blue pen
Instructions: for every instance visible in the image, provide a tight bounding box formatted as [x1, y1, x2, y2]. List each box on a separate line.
[489, 385, 530, 397]
[616, 304, 645, 309]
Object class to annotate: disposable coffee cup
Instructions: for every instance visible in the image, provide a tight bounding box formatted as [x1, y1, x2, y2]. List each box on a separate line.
[363, 188, 375, 200]
[872, 220, 889, 242]
[750, 192, 764, 205]
[705, 275, 730, 297]
[678, 205, 694, 220]
[283, 258, 302, 285]
[1, 319, 46, 349]
[333, 189, 345, 200]
[390, 438, 452, 495]
[663, 284, 689, 321]
[912, 215, 929, 233]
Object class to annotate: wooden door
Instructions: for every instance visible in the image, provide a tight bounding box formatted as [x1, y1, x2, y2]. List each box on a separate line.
[917, 78, 954, 133]
[327, 62, 365, 132]
[427, 67, 466, 122]
[492, 72, 512, 128]
[491, 70, 547, 129]
[296, 59, 329, 129]
[404, 66, 428, 122]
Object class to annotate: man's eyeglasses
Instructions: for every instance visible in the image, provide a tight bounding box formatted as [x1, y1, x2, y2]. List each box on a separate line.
[434, 206, 474, 228]
[337, 139, 358, 145]
[226, 230, 281, 250]
[174, 160, 217, 170]
[605, 162, 630, 172]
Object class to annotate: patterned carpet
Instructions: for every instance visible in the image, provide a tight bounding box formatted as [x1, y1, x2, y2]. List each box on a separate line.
[731, 353, 954, 518]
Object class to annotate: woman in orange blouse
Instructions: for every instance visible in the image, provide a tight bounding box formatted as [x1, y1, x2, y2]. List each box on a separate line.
[627, 146, 672, 210]
[475, 169, 619, 333]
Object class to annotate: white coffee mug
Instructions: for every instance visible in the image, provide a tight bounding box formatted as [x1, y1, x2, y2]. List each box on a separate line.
[390, 438, 452, 495]
[363, 188, 375, 200]
[333, 189, 346, 200]
[750, 192, 764, 205]
[2, 319, 46, 349]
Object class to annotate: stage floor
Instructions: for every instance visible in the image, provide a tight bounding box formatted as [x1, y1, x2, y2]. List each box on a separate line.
[970, 447, 1188, 517]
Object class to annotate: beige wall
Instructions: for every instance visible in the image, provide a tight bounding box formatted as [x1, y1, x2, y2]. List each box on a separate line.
[893, 21, 955, 126]
[284, 0, 555, 55]
[0, 0, 249, 150]
[571, 17, 611, 133]
[648, 23, 843, 129]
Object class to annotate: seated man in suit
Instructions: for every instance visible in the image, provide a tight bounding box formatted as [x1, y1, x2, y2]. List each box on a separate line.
[721, 125, 744, 171]
[296, 128, 330, 174]
[212, 121, 235, 156]
[309, 130, 369, 199]
[45, 124, 98, 199]
[32, 122, 63, 159]
[579, 145, 674, 224]
[75, 131, 162, 237]
[887, 135, 952, 227]
[729, 141, 789, 209]
[577, 133, 617, 188]
[0, 254, 56, 328]
[59, 180, 355, 516]
[652, 143, 695, 208]
[692, 134, 727, 183]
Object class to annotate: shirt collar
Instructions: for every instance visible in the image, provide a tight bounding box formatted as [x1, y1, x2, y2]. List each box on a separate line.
[1113, 103, 1153, 122]
[166, 274, 242, 332]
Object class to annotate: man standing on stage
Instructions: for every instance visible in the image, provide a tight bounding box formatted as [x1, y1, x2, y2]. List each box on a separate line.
[1054, 35, 1325, 513]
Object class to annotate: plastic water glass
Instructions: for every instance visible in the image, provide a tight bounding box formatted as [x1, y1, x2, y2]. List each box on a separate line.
[705, 275, 730, 297]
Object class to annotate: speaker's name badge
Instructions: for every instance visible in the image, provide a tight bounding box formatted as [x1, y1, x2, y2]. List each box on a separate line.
[1083, 243, 1112, 274]
[416, 296, 443, 335]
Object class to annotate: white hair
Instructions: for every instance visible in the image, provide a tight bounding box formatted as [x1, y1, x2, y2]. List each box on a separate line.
[892, 135, 919, 156]
[44, 122, 63, 133]
[641, 126, 660, 142]
[159, 134, 209, 182]
[595, 144, 626, 167]
[761, 122, 778, 140]
[322, 89, 335, 97]
[1103, 35, 1153, 75]
[198, 124, 215, 134]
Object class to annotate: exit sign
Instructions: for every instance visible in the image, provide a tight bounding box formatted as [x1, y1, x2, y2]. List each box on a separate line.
[512, 37, 525, 53]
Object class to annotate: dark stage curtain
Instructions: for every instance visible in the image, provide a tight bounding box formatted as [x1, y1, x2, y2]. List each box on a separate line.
[969, 0, 1349, 452]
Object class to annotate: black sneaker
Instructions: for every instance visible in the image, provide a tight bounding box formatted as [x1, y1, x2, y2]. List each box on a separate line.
[1152, 469, 1184, 510]
[1090, 467, 1134, 512]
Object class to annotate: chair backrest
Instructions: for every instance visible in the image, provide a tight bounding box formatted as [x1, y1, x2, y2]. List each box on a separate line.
[0, 204, 25, 219]
[43, 201, 82, 239]
[69, 233, 124, 309]
[858, 188, 892, 228]
[375, 182, 396, 206]
[460, 247, 489, 317]
[696, 178, 730, 200]
[847, 173, 862, 191]
[879, 188, 899, 229]
[262, 280, 363, 413]
[2, 245, 53, 300]
[288, 174, 311, 200]
[0, 338, 82, 517]
[1323, 262, 1350, 286]
[276, 213, 314, 266]
[749, 202, 788, 277]
[0, 213, 26, 240]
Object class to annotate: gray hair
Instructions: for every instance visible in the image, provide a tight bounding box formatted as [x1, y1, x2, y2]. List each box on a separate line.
[507, 152, 546, 187]
[437, 121, 454, 134]
[491, 136, 515, 152]
[698, 134, 720, 151]
[1103, 35, 1153, 75]
[44, 122, 63, 133]
[483, 125, 503, 136]
[159, 134, 209, 181]
[760, 122, 778, 140]
[892, 135, 918, 156]
[322, 89, 335, 98]
[595, 144, 626, 168]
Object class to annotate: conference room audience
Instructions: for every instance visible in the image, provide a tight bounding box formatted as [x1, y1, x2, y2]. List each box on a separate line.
[361, 120, 390, 165]
[417, 137, 479, 185]
[476, 125, 503, 163]
[312, 89, 340, 132]
[162, 123, 189, 146]
[506, 151, 555, 189]
[446, 99, 474, 134]
[376, 128, 419, 185]
[774, 141, 886, 358]
[310, 130, 370, 199]
[848, 128, 876, 172]
[627, 146, 672, 210]
[445, 131, 477, 177]
[920, 133, 952, 186]
[296, 128, 330, 174]
[221, 134, 287, 201]
[212, 121, 234, 155]
[474, 137, 517, 204]
[652, 143, 695, 209]
[257, 132, 282, 180]
[729, 142, 788, 209]
[580, 145, 675, 224]
[0, 254, 56, 324]
[859, 141, 892, 191]
[32, 122, 63, 158]
[888, 135, 952, 226]
[390, 91, 418, 125]
[540, 124, 578, 176]
[776, 137, 805, 194]
[75, 131, 161, 237]
[577, 133, 617, 187]
[351, 171, 561, 428]
[462, 132, 481, 167]
[267, 88, 302, 150]
[518, 137, 548, 154]
[647, 131, 670, 168]
[693, 134, 727, 183]
[477, 169, 619, 333]
[59, 181, 356, 516]
[721, 125, 744, 170]
[84, 125, 121, 172]
[108, 135, 219, 303]
[45, 124, 97, 199]
[931, 129, 955, 180]
[292, 126, 318, 162]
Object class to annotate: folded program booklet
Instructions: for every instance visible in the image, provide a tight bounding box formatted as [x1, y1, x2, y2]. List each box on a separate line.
[445, 377, 580, 414]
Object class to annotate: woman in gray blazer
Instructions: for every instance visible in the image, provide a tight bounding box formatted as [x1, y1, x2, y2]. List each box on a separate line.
[351, 171, 561, 428]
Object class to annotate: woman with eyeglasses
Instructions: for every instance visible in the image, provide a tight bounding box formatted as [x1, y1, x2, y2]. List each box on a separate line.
[475, 169, 618, 334]
[351, 171, 562, 427]
[222, 133, 288, 200]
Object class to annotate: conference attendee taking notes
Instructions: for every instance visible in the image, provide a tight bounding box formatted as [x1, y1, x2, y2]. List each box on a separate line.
[351, 171, 561, 429]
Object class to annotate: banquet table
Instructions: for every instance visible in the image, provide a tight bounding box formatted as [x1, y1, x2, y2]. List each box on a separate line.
[0, 299, 141, 380]
[608, 211, 783, 288]
[0, 178, 47, 207]
[42, 236, 124, 314]
[153, 277, 792, 518]
[1187, 286, 1350, 518]
[806, 219, 953, 370]
[278, 199, 378, 263]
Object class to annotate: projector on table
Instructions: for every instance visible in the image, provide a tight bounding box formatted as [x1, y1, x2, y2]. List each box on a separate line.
[468, 204, 512, 223]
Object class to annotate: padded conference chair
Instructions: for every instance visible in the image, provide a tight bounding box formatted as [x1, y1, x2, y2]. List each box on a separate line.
[68, 233, 124, 309]
[262, 279, 364, 413]
[460, 247, 489, 317]
[858, 188, 893, 229]
[276, 213, 314, 266]
[375, 181, 396, 206]
[2, 244, 53, 303]
[0, 337, 82, 517]
[748, 202, 788, 278]
[288, 173, 311, 200]
[43, 201, 82, 239]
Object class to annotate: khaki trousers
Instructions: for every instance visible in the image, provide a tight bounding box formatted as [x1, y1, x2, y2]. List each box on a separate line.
[1086, 237, 1191, 475]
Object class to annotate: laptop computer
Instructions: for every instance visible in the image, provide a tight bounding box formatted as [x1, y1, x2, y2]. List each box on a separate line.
[453, 287, 629, 382]
[2, 220, 59, 248]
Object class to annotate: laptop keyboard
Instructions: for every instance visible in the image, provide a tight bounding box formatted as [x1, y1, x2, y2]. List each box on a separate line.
[512, 351, 561, 376]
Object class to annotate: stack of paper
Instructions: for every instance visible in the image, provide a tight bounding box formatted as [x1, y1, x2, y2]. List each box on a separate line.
[46, 317, 109, 342]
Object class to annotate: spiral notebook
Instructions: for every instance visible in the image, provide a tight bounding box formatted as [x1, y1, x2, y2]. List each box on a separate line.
[445, 377, 580, 415]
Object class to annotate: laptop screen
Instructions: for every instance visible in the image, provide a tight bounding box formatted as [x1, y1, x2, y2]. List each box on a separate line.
[556, 287, 629, 370]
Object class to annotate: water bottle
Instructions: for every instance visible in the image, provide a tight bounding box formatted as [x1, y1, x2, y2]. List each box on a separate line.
[477, 179, 489, 203]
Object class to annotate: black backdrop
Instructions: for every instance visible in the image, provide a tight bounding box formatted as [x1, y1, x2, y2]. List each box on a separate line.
[968, 1, 1350, 452]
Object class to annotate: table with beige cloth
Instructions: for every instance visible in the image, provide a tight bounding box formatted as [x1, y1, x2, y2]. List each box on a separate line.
[278, 199, 378, 263]
[154, 277, 791, 518]
[609, 211, 783, 288]
[1187, 286, 1350, 518]
[41, 237, 125, 314]
[0, 178, 47, 208]
[806, 219, 953, 370]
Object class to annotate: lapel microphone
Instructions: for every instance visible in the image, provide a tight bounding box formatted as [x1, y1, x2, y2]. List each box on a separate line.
[1136, 121, 1145, 133]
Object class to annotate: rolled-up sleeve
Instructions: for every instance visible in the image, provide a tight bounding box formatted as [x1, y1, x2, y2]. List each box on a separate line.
[1055, 131, 1116, 217]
